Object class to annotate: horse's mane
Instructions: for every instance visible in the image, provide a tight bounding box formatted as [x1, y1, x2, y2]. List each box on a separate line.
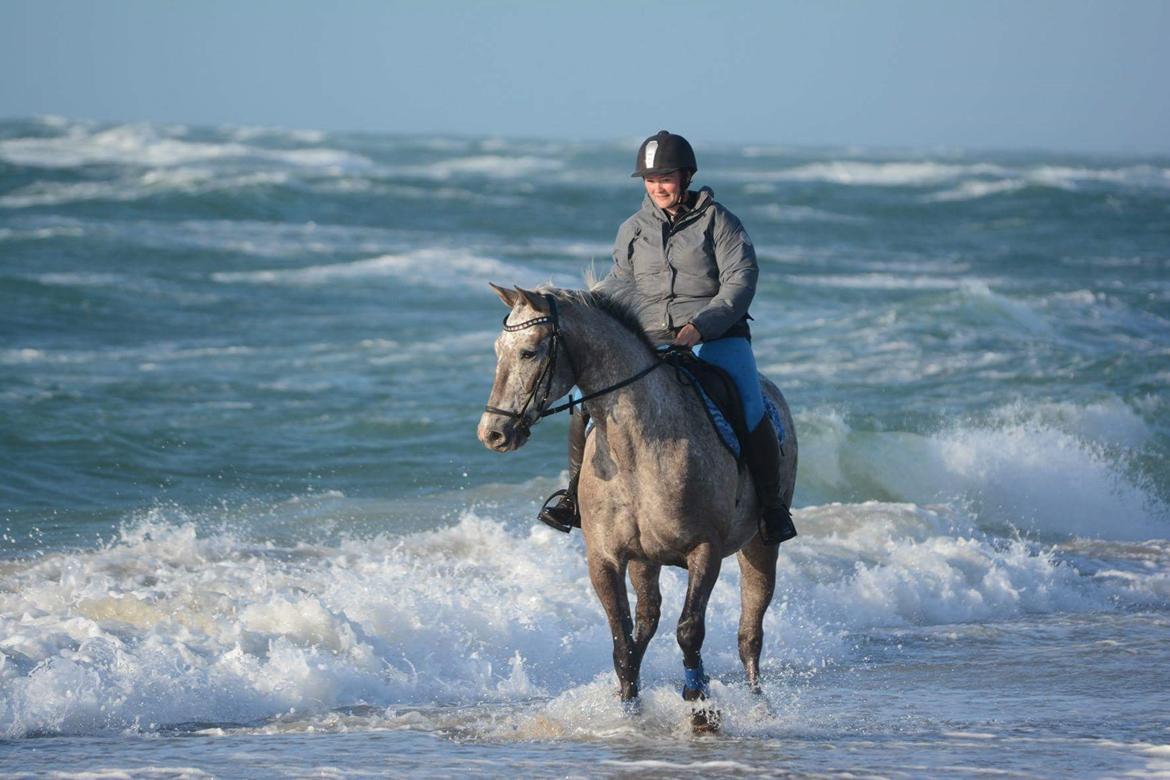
[542, 286, 657, 353]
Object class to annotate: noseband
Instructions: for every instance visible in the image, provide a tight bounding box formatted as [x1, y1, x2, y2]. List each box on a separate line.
[483, 293, 669, 434]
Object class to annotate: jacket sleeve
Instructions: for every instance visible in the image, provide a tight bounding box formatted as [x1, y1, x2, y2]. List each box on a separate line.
[591, 219, 637, 300]
[688, 207, 758, 340]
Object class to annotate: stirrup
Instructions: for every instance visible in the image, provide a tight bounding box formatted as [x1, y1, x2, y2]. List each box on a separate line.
[760, 504, 798, 546]
[537, 489, 576, 533]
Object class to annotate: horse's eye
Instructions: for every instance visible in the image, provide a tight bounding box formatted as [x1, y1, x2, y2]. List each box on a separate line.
[519, 349, 537, 360]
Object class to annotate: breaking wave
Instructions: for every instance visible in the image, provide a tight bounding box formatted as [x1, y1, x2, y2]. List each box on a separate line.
[796, 399, 1168, 541]
[0, 123, 373, 171]
[210, 249, 567, 290]
[2, 498, 1167, 738]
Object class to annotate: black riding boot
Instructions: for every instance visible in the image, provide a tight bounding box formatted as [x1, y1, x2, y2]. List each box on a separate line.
[744, 417, 798, 546]
[537, 410, 587, 532]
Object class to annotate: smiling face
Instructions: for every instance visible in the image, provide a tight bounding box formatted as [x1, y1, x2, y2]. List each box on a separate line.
[643, 171, 688, 213]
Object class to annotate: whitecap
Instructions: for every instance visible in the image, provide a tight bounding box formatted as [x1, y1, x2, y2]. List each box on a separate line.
[762, 161, 1008, 186]
[0, 170, 291, 208]
[784, 272, 967, 291]
[926, 179, 1028, 202]
[401, 155, 564, 180]
[753, 203, 867, 223]
[1028, 164, 1170, 190]
[35, 272, 126, 287]
[955, 279, 1054, 334]
[0, 225, 86, 242]
[1, 501, 1166, 738]
[794, 401, 1168, 541]
[0, 123, 374, 172]
[210, 249, 561, 290]
[228, 125, 327, 144]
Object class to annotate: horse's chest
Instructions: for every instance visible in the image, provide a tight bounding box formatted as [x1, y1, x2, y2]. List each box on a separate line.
[579, 413, 744, 562]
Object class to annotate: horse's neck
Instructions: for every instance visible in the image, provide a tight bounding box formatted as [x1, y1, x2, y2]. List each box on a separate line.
[566, 305, 682, 432]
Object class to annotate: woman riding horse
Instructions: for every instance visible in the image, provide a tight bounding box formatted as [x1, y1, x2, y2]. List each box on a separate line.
[538, 130, 797, 547]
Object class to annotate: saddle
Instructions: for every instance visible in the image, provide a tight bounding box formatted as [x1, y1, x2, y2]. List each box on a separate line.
[661, 349, 750, 461]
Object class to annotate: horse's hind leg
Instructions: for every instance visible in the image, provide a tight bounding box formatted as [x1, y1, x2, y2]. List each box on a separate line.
[628, 561, 662, 666]
[587, 554, 640, 703]
[677, 542, 722, 701]
[736, 536, 779, 693]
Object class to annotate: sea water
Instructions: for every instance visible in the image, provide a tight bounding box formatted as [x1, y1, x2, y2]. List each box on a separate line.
[1, 117, 1168, 778]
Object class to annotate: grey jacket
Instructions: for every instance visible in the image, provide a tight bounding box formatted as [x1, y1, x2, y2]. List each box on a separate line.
[594, 186, 758, 344]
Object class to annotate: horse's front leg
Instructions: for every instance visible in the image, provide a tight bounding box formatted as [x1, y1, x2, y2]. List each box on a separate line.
[628, 560, 662, 666]
[677, 541, 722, 702]
[587, 553, 640, 703]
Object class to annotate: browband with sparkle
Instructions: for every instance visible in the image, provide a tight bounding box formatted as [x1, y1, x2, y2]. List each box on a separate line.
[501, 314, 555, 332]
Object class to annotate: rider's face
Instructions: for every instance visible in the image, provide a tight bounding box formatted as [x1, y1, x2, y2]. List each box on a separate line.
[643, 171, 687, 213]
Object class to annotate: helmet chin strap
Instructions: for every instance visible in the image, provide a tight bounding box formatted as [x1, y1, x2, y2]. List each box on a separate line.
[667, 172, 692, 213]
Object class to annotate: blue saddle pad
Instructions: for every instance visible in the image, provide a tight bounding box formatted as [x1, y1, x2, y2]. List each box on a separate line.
[676, 366, 786, 460]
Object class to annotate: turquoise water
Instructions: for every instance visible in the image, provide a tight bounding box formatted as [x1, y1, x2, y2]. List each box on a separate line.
[1, 117, 1169, 778]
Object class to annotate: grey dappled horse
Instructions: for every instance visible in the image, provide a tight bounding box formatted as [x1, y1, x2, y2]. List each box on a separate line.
[477, 286, 797, 721]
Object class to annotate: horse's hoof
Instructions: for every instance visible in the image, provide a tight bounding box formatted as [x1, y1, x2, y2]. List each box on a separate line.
[620, 697, 642, 718]
[690, 704, 722, 735]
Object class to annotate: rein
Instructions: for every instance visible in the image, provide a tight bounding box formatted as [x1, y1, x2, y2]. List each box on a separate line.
[483, 294, 668, 431]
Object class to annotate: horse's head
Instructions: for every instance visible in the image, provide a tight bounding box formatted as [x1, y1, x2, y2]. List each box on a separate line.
[478, 284, 577, 452]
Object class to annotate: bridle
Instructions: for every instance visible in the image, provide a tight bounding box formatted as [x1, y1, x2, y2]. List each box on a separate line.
[483, 294, 575, 435]
[483, 294, 667, 434]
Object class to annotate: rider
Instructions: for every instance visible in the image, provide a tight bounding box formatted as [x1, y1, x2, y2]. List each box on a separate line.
[538, 130, 797, 546]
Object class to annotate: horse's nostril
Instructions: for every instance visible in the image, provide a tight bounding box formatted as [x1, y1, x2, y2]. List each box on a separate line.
[487, 430, 504, 444]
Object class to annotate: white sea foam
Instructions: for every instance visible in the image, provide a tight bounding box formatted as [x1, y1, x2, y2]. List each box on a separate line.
[717, 156, 1170, 196]
[924, 164, 1170, 202]
[1030, 164, 1170, 189]
[0, 225, 86, 242]
[955, 279, 1055, 334]
[765, 161, 1008, 186]
[400, 155, 564, 180]
[753, 204, 867, 224]
[518, 237, 614, 261]
[1, 493, 1166, 738]
[211, 249, 563, 290]
[0, 123, 373, 172]
[0, 342, 258, 369]
[796, 400, 1168, 541]
[228, 125, 327, 144]
[784, 272, 969, 291]
[8, 216, 425, 260]
[0, 348, 49, 365]
[927, 179, 1028, 202]
[0, 170, 292, 209]
[34, 272, 127, 288]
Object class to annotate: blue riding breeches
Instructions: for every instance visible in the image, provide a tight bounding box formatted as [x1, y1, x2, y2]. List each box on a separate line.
[693, 337, 766, 430]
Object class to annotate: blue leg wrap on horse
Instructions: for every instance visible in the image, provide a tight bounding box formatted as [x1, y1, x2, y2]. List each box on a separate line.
[684, 665, 709, 695]
[693, 337, 766, 430]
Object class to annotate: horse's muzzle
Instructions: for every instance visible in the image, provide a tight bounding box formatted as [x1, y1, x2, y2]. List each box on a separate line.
[477, 413, 530, 452]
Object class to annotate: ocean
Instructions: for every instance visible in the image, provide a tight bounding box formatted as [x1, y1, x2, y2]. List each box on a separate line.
[1, 117, 1168, 778]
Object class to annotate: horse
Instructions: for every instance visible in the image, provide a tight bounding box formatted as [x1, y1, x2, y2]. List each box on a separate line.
[477, 284, 797, 726]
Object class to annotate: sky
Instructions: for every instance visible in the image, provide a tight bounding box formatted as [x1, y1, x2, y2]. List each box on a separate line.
[2, 0, 1168, 155]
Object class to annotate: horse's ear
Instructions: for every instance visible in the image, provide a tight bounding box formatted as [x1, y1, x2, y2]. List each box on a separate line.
[489, 282, 520, 308]
[515, 287, 551, 314]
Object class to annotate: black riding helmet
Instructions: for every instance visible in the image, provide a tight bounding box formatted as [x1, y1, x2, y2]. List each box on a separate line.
[631, 130, 698, 178]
